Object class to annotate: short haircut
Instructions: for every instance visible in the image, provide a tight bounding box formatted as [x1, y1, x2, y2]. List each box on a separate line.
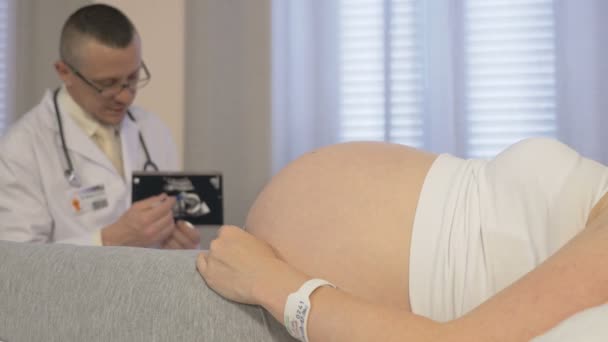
[60, 4, 136, 66]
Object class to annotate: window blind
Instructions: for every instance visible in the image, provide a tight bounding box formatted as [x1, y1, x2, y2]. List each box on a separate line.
[337, 0, 557, 157]
[463, 0, 557, 158]
[338, 0, 424, 148]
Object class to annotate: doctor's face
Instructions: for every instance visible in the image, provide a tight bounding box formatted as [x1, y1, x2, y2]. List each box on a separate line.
[59, 35, 143, 126]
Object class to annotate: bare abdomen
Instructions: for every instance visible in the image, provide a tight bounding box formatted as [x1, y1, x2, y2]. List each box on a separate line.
[245, 142, 436, 310]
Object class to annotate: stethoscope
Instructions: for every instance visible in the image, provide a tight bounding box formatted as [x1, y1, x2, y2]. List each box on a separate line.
[52, 87, 159, 188]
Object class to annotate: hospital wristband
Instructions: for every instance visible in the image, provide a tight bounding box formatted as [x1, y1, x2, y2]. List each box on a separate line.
[283, 278, 336, 342]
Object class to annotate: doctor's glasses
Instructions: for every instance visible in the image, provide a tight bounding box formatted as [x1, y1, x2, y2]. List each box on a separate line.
[66, 61, 151, 98]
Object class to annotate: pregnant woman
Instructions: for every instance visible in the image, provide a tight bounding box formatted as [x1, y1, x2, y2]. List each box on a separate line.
[1, 138, 607, 341]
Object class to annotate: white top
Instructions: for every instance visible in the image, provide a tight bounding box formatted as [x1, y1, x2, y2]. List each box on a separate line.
[409, 137, 608, 321]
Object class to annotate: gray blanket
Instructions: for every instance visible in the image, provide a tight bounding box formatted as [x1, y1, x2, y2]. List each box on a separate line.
[0, 241, 295, 342]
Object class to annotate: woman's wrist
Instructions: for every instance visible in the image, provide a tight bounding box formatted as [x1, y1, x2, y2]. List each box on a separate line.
[251, 259, 309, 320]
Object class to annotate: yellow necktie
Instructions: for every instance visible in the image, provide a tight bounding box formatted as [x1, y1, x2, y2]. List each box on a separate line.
[94, 126, 124, 177]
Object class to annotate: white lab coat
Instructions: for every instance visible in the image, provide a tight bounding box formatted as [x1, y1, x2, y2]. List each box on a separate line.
[0, 89, 179, 245]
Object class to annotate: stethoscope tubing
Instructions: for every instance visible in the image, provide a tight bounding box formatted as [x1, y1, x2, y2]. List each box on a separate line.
[52, 87, 159, 187]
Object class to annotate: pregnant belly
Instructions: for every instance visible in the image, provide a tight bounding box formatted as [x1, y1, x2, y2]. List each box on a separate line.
[245, 142, 436, 311]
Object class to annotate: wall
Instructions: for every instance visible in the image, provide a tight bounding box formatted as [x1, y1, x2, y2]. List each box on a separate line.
[185, 1, 272, 226]
[99, 0, 186, 168]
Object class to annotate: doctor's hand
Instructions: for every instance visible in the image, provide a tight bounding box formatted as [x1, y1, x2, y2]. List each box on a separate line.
[101, 194, 177, 247]
[161, 220, 201, 249]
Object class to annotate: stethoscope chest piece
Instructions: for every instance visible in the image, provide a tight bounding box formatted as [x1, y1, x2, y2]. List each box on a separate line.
[65, 169, 81, 188]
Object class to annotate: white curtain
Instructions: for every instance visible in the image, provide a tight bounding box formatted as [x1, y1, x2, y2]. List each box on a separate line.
[555, 0, 608, 163]
[0, 0, 15, 135]
[272, 0, 340, 173]
[272, 0, 608, 174]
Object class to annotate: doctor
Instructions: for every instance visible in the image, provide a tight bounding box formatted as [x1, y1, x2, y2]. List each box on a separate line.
[0, 4, 200, 249]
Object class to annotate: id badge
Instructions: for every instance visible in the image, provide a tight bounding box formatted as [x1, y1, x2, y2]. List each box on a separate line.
[69, 184, 109, 215]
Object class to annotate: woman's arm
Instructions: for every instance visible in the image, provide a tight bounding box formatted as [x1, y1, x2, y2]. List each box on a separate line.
[197, 226, 454, 342]
[198, 221, 608, 342]
[454, 206, 608, 341]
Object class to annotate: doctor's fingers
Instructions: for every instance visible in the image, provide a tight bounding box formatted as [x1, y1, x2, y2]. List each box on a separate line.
[177, 221, 201, 243]
[141, 196, 176, 224]
[161, 237, 183, 250]
[140, 210, 175, 242]
[156, 213, 177, 242]
[166, 225, 200, 249]
[133, 193, 169, 209]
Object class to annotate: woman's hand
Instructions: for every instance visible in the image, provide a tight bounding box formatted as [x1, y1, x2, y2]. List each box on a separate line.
[196, 225, 295, 305]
